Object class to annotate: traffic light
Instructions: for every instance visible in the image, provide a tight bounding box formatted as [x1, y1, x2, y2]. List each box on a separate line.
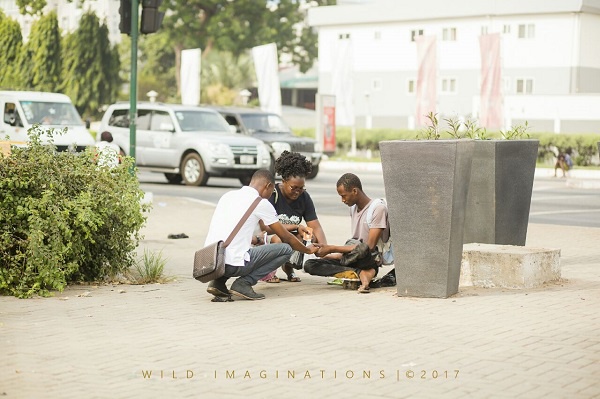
[140, 0, 165, 35]
[119, 0, 132, 35]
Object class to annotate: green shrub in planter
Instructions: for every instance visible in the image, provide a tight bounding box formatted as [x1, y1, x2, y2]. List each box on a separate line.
[0, 126, 149, 298]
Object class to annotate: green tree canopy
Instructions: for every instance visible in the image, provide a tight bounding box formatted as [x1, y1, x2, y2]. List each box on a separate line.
[158, 0, 335, 98]
[61, 11, 120, 118]
[20, 11, 62, 92]
[0, 13, 24, 88]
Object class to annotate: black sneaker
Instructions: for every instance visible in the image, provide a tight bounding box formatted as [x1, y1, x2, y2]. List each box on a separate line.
[230, 279, 265, 300]
[207, 277, 230, 297]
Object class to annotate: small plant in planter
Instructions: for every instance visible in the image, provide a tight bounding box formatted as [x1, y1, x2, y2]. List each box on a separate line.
[500, 121, 531, 140]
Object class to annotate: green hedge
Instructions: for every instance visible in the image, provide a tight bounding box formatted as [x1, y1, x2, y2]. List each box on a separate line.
[295, 128, 600, 166]
[0, 126, 149, 298]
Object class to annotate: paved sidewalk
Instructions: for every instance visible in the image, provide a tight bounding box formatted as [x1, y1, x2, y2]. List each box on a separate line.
[1, 195, 599, 399]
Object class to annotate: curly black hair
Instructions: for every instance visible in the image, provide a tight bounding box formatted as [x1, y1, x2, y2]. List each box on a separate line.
[275, 150, 312, 180]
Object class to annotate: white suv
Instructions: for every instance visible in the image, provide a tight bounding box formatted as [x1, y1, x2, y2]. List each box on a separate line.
[98, 103, 271, 186]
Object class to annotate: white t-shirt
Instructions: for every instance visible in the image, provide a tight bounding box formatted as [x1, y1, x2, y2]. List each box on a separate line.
[96, 141, 120, 168]
[204, 186, 279, 266]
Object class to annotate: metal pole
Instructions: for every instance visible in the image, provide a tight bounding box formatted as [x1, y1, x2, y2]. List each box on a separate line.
[129, 0, 139, 169]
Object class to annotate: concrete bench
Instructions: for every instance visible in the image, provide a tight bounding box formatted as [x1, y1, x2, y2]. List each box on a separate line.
[460, 243, 561, 289]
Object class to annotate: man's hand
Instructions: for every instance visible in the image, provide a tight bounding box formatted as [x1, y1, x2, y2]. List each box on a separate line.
[297, 224, 311, 238]
[315, 244, 335, 257]
[306, 243, 321, 255]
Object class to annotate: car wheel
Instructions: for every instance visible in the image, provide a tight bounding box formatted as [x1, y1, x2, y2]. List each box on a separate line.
[239, 174, 253, 186]
[164, 173, 183, 184]
[181, 153, 208, 186]
[307, 164, 319, 180]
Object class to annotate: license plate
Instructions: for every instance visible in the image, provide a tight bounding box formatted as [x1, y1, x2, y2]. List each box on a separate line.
[240, 155, 254, 164]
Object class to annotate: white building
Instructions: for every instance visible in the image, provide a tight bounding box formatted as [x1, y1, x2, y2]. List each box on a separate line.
[309, 0, 600, 133]
[0, 0, 121, 44]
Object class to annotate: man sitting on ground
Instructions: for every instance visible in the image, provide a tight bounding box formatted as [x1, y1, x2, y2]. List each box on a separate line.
[304, 173, 390, 293]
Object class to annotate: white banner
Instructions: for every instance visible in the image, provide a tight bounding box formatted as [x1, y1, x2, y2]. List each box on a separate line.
[331, 38, 354, 127]
[181, 48, 201, 106]
[479, 33, 503, 129]
[252, 43, 282, 115]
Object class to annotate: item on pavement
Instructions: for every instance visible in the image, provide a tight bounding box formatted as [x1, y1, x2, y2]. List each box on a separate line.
[370, 269, 396, 288]
[341, 278, 361, 290]
[168, 233, 189, 239]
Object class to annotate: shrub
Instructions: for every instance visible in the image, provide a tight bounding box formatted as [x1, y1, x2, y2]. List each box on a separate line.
[0, 126, 149, 298]
[294, 126, 600, 166]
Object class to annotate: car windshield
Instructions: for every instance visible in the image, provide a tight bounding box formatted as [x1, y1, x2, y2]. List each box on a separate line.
[176, 110, 230, 132]
[240, 113, 292, 134]
[19, 101, 84, 126]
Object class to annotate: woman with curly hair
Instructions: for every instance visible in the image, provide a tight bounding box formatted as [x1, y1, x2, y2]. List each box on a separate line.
[259, 150, 328, 283]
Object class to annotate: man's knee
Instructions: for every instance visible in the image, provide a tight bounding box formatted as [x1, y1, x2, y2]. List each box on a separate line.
[271, 243, 293, 256]
[304, 259, 318, 274]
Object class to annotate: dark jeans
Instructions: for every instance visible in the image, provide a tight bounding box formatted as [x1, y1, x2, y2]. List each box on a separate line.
[304, 255, 380, 278]
[223, 243, 293, 285]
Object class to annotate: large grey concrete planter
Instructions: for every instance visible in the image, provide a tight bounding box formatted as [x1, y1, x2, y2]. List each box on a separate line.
[463, 139, 539, 246]
[380, 140, 474, 298]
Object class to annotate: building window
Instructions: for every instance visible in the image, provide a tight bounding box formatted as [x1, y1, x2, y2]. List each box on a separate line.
[518, 24, 535, 39]
[481, 26, 488, 35]
[516, 78, 533, 94]
[441, 78, 457, 94]
[338, 33, 351, 40]
[374, 31, 381, 40]
[407, 79, 416, 94]
[411, 29, 424, 42]
[442, 27, 457, 41]
[503, 24, 511, 34]
[372, 78, 382, 92]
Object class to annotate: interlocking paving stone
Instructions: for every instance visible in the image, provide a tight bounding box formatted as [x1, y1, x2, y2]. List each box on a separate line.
[1, 195, 599, 398]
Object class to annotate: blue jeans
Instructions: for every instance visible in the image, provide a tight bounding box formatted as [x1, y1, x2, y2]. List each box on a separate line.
[224, 243, 293, 285]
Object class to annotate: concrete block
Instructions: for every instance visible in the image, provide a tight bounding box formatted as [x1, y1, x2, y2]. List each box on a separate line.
[460, 243, 561, 289]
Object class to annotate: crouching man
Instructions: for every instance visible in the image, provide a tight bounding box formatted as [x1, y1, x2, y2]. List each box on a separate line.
[205, 170, 318, 301]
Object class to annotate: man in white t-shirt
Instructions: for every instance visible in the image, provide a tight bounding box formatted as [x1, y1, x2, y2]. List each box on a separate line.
[204, 170, 318, 300]
[304, 173, 390, 293]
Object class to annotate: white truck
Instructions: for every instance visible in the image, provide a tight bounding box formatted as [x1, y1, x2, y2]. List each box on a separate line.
[0, 91, 95, 151]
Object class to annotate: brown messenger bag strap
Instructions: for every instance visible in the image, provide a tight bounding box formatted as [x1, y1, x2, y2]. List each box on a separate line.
[223, 197, 262, 248]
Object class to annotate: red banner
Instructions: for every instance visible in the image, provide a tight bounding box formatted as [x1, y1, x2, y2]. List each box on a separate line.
[321, 95, 336, 154]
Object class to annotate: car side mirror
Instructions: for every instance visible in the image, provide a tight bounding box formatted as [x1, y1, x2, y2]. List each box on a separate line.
[229, 125, 237, 134]
[160, 122, 175, 132]
[85, 119, 91, 129]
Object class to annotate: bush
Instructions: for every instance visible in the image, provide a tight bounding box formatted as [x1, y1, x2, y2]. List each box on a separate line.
[294, 127, 600, 166]
[0, 126, 149, 298]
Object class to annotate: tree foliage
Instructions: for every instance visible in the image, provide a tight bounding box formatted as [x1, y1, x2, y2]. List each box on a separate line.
[162, 0, 335, 70]
[0, 12, 24, 88]
[21, 11, 62, 92]
[152, 0, 335, 97]
[61, 11, 120, 118]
